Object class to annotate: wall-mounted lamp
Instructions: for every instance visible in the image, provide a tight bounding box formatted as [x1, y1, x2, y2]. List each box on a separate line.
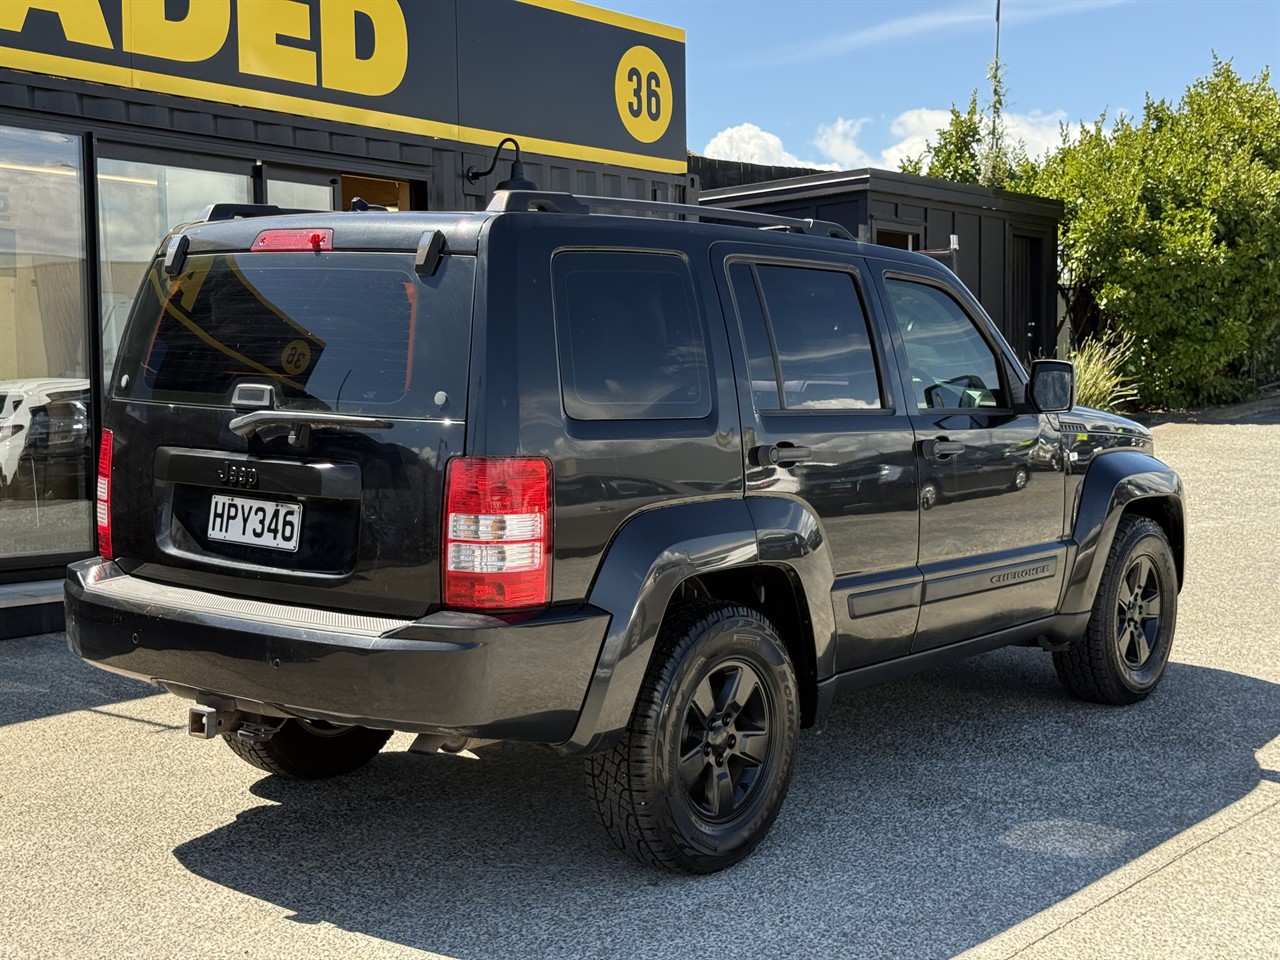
[465, 137, 539, 192]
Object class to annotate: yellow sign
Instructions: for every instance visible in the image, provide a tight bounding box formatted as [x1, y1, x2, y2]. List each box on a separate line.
[0, 0, 409, 97]
[614, 45, 672, 145]
[281, 339, 312, 376]
[0, 0, 687, 173]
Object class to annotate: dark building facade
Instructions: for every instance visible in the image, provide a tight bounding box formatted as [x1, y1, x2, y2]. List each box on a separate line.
[695, 159, 1062, 363]
[0, 0, 688, 631]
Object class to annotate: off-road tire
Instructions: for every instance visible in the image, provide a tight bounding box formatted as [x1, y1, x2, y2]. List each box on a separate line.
[222, 719, 392, 779]
[584, 601, 800, 874]
[1054, 515, 1178, 704]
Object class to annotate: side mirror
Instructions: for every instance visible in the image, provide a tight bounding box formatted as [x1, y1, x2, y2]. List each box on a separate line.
[1029, 359, 1075, 413]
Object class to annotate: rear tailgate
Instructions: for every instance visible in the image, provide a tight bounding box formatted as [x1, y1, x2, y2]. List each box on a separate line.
[105, 220, 477, 618]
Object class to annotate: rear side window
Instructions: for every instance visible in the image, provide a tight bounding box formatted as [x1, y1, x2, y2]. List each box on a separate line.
[114, 252, 474, 418]
[730, 262, 883, 411]
[552, 251, 711, 421]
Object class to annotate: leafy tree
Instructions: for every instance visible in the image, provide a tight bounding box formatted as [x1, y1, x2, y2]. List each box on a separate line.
[901, 92, 983, 183]
[1026, 59, 1280, 406]
[901, 59, 1026, 188]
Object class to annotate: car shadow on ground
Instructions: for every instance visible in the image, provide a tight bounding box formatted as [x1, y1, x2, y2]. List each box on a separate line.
[0, 632, 161, 728]
[172, 648, 1280, 960]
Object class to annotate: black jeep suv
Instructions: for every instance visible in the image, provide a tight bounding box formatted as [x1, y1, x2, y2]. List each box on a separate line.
[67, 190, 1185, 873]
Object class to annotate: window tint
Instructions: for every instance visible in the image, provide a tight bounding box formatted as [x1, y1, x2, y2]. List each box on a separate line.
[553, 251, 710, 421]
[114, 252, 474, 418]
[741, 264, 882, 411]
[884, 279, 1005, 410]
[728, 264, 780, 410]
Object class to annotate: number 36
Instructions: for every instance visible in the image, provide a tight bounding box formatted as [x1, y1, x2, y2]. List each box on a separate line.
[626, 67, 662, 121]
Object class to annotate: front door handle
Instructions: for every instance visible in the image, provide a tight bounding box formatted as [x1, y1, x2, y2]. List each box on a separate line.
[922, 438, 965, 459]
[752, 443, 813, 466]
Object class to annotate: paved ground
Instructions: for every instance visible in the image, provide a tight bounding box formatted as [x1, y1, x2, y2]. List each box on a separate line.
[1, 411, 1278, 960]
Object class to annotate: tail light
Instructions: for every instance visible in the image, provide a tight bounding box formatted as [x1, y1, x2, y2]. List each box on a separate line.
[444, 457, 551, 610]
[96, 428, 113, 559]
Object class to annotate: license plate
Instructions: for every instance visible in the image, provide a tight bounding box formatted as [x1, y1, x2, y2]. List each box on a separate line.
[208, 494, 302, 553]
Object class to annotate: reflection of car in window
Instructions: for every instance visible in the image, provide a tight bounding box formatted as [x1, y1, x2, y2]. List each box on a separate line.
[0, 377, 92, 498]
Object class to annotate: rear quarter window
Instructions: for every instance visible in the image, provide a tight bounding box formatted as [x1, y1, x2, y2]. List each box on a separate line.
[551, 250, 711, 421]
[114, 252, 475, 419]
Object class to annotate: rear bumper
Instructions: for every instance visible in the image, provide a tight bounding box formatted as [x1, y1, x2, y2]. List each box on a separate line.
[65, 558, 610, 744]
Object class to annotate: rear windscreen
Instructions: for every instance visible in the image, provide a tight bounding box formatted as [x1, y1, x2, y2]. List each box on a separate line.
[113, 252, 474, 418]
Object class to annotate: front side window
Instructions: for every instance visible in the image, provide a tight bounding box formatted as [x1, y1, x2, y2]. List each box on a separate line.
[731, 262, 883, 411]
[884, 278, 1005, 409]
[552, 251, 710, 421]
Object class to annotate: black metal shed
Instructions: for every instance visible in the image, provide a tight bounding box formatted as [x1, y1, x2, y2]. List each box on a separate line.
[695, 160, 1063, 360]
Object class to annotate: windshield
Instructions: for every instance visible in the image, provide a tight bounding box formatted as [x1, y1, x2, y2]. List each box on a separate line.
[113, 252, 474, 418]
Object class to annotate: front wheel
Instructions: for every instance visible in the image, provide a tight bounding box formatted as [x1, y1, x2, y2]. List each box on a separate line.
[1054, 515, 1178, 704]
[222, 719, 391, 779]
[585, 602, 800, 873]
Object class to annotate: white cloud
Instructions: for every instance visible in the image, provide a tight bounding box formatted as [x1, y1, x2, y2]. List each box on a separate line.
[881, 109, 953, 169]
[702, 107, 1071, 176]
[811, 118, 876, 169]
[702, 122, 840, 170]
[1003, 109, 1070, 161]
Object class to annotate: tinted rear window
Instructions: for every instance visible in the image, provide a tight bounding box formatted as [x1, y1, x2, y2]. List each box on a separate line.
[114, 252, 474, 418]
[551, 250, 711, 421]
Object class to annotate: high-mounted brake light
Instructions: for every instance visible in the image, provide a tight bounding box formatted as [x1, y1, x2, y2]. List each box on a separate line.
[443, 457, 552, 610]
[96, 429, 113, 559]
[251, 228, 333, 252]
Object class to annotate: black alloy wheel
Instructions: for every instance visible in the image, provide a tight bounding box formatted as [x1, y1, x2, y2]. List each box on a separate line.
[677, 658, 774, 823]
[1115, 553, 1163, 671]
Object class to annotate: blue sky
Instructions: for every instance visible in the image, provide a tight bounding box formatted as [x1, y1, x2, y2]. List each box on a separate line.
[593, 0, 1280, 170]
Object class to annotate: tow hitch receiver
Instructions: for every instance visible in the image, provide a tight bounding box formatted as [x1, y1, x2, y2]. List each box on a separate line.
[188, 705, 285, 742]
[188, 704, 237, 739]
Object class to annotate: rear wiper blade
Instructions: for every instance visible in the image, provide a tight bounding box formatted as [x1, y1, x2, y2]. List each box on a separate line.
[228, 410, 392, 448]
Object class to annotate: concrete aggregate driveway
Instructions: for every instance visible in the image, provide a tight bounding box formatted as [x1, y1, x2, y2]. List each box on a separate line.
[1, 413, 1278, 960]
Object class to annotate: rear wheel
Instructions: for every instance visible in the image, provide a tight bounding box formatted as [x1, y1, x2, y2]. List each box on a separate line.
[221, 719, 391, 779]
[584, 601, 799, 873]
[1054, 515, 1178, 704]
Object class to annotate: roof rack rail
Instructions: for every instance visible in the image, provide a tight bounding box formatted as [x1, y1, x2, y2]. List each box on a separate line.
[487, 190, 855, 240]
[199, 203, 319, 222]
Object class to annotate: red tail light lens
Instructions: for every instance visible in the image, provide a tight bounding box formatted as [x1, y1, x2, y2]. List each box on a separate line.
[443, 457, 552, 610]
[96, 429, 113, 559]
[251, 228, 333, 252]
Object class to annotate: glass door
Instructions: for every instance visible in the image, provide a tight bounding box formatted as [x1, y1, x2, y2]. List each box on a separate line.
[0, 124, 93, 563]
[96, 149, 253, 380]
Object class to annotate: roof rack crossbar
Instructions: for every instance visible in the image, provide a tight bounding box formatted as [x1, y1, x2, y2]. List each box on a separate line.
[487, 190, 855, 241]
[199, 203, 320, 223]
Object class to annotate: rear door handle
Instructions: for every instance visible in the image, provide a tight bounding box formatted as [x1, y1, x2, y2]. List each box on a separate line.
[752, 443, 813, 466]
[922, 438, 965, 459]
